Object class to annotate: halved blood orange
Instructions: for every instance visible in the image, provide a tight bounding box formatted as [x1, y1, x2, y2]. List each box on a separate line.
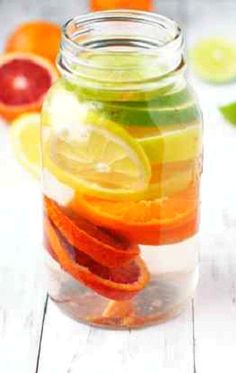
[0, 53, 58, 121]
[72, 184, 199, 245]
[44, 197, 139, 268]
[45, 218, 149, 301]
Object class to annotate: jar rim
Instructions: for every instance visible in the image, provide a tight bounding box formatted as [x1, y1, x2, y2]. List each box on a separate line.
[62, 10, 183, 55]
[59, 11, 184, 90]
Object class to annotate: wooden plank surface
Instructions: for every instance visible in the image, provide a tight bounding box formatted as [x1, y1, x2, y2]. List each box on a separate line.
[0, 123, 47, 373]
[37, 301, 194, 373]
[192, 91, 236, 373]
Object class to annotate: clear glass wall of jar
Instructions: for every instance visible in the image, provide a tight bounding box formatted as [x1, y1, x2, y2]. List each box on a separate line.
[41, 11, 203, 329]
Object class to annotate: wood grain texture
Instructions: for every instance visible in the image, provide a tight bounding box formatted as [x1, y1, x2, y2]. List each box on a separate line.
[0, 121, 48, 373]
[190, 82, 236, 373]
[0, 269, 47, 373]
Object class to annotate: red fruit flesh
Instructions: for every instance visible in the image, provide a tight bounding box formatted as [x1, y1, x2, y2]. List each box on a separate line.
[66, 238, 140, 285]
[0, 59, 52, 106]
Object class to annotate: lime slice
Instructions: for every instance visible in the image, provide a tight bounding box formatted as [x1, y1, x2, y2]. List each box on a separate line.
[97, 100, 200, 126]
[219, 102, 236, 125]
[43, 114, 151, 200]
[137, 124, 202, 163]
[190, 38, 236, 83]
[92, 85, 200, 127]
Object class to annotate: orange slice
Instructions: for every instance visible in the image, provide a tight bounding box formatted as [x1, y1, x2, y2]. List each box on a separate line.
[72, 184, 199, 245]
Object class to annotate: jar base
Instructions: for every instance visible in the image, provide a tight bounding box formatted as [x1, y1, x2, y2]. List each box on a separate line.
[45, 249, 198, 329]
[49, 294, 192, 330]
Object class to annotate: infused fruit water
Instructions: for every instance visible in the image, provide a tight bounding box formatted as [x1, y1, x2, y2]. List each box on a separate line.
[41, 12, 202, 328]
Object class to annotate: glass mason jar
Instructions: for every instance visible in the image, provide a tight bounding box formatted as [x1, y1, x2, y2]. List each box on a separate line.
[41, 11, 203, 329]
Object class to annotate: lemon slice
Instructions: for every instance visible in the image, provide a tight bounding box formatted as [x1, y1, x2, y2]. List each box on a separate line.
[190, 38, 236, 83]
[10, 113, 41, 177]
[44, 114, 151, 200]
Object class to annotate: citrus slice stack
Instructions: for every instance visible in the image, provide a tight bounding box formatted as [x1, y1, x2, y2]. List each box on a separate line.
[45, 217, 149, 300]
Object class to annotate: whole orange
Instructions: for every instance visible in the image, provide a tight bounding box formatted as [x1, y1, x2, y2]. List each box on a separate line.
[5, 21, 61, 64]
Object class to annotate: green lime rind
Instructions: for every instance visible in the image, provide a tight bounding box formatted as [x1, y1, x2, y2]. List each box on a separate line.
[190, 38, 236, 83]
[219, 102, 236, 125]
[94, 101, 201, 126]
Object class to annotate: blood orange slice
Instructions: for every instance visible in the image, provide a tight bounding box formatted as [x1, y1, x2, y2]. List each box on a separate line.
[45, 218, 149, 301]
[73, 184, 199, 245]
[0, 53, 58, 121]
[44, 197, 139, 268]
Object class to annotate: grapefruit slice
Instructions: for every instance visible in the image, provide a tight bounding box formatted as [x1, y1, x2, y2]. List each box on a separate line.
[73, 184, 199, 245]
[0, 53, 58, 121]
[45, 218, 149, 300]
[44, 197, 139, 268]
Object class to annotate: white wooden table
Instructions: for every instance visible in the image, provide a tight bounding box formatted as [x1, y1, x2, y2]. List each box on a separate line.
[0, 77, 236, 373]
[1, 1, 236, 371]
